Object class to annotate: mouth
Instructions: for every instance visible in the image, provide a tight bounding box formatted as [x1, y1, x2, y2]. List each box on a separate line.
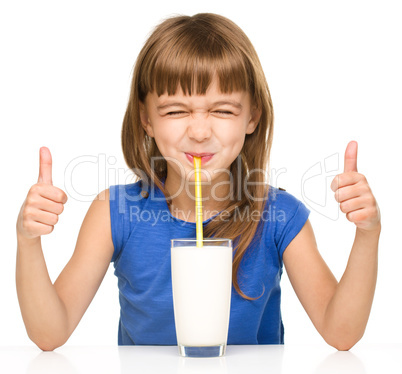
[185, 152, 215, 165]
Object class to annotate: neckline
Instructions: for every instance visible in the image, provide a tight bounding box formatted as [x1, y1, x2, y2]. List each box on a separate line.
[155, 177, 223, 226]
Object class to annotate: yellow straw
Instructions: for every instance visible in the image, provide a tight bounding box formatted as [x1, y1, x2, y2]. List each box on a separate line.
[194, 156, 203, 247]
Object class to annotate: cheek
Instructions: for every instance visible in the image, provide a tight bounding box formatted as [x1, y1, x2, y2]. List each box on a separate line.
[227, 138, 245, 160]
[217, 123, 247, 151]
[151, 116, 184, 138]
[152, 124, 185, 161]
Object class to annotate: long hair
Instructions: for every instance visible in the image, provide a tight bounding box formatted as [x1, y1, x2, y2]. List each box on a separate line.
[122, 13, 274, 300]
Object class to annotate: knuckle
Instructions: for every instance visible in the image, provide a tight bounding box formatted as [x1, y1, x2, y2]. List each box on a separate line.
[357, 174, 367, 184]
[25, 195, 37, 207]
[30, 183, 44, 195]
[363, 194, 375, 207]
[367, 196, 375, 206]
[29, 184, 39, 194]
[23, 206, 34, 220]
[26, 196, 34, 207]
[25, 196, 32, 206]
[335, 174, 342, 185]
[360, 211, 369, 221]
[368, 206, 378, 218]
[358, 177, 369, 187]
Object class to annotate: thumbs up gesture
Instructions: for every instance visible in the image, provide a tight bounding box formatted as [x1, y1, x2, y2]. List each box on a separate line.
[17, 147, 68, 240]
[330, 141, 381, 232]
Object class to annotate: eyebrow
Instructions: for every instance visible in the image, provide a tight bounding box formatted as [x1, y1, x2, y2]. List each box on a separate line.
[156, 100, 243, 110]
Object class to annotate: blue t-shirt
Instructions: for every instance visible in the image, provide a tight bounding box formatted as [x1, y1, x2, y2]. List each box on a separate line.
[109, 180, 310, 345]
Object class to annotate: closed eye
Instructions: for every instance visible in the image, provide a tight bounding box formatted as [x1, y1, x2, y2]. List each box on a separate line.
[165, 110, 234, 117]
[213, 110, 233, 116]
[167, 111, 186, 116]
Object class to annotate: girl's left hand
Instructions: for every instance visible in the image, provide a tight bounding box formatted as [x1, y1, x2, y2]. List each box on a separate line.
[330, 141, 381, 233]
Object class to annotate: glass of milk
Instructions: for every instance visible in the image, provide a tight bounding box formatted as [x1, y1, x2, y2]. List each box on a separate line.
[171, 238, 232, 358]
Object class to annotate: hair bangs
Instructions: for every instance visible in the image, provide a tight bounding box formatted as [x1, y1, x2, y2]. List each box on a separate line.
[140, 26, 251, 99]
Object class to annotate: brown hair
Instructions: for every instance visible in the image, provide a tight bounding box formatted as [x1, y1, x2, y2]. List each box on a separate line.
[121, 13, 274, 300]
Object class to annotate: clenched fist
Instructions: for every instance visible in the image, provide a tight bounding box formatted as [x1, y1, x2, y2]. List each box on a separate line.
[17, 147, 68, 240]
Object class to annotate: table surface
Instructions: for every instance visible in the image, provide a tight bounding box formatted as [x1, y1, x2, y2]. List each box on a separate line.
[1, 344, 401, 373]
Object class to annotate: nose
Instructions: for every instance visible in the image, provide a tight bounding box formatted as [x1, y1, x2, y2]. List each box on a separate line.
[187, 115, 212, 142]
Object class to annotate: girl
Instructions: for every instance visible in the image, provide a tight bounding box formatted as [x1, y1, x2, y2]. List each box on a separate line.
[16, 13, 381, 351]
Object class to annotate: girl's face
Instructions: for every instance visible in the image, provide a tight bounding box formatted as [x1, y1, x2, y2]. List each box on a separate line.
[140, 77, 260, 185]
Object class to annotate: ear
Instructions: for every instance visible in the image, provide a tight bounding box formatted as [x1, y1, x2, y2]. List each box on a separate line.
[246, 106, 262, 135]
[139, 101, 154, 138]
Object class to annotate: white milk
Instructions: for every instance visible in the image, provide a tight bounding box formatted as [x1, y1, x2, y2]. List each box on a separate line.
[171, 245, 232, 347]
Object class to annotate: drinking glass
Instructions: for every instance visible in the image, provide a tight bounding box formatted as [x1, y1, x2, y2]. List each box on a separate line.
[171, 238, 232, 358]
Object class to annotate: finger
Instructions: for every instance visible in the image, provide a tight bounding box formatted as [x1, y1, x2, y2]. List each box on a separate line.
[31, 195, 65, 215]
[33, 210, 59, 227]
[339, 197, 366, 214]
[346, 209, 366, 224]
[334, 184, 359, 203]
[23, 220, 54, 237]
[334, 182, 369, 203]
[38, 147, 53, 185]
[344, 140, 358, 173]
[32, 184, 68, 204]
[330, 172, 364, 192]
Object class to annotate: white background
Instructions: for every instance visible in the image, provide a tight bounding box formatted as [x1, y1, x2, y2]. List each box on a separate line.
[1, 0, 401, 348]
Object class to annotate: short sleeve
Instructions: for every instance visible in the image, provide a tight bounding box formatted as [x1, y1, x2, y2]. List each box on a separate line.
[109, 185, 125, 263]
[109, 181, 146, 263]
[270, 189, 311, 260]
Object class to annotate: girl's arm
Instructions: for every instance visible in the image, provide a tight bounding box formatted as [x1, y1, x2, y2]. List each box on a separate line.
[16, 190, 113, 351]
[283, 141, 381, 351]
[16, 148, 114, 351]
[283, 221, 380, 351]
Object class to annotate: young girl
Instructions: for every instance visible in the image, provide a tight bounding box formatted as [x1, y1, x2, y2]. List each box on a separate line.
[16, 13, 381, 351]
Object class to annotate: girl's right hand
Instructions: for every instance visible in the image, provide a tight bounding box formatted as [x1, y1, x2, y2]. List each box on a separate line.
[17, 147, 68, 240]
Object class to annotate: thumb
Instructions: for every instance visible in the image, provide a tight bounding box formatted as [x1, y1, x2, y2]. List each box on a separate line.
[344, 141, 358, 173]
[38, 147, 53, 185]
